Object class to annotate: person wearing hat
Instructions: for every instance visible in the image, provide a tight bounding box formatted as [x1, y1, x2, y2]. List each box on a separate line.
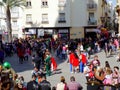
[1, 62, 16, 90]
[2, 62, 16, 79]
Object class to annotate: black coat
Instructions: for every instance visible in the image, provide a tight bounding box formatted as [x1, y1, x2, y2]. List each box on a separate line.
[27, 80, 40, 90]
[33, 56, 41, 69]
[39, 80, 51, 90]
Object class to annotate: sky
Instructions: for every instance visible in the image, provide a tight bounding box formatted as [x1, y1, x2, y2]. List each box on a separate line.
[107, 0, 117, 7]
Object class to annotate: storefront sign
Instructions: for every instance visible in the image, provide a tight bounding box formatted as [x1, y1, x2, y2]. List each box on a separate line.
[29, 29, 36, 34]
[25, 29, 36, 34]
[58, 29, 68, 33]
[86, 29, 101, 33]
[44, 29, 53, 34]
[38, 29, 44, 36]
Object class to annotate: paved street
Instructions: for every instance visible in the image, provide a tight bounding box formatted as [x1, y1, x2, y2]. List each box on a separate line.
[5, 50, 120, 90]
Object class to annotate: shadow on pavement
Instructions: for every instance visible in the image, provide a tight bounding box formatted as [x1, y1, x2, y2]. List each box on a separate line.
[4, 52, 67, 73]
[4, 54, 33, 73]
[51, 68, 62, 76]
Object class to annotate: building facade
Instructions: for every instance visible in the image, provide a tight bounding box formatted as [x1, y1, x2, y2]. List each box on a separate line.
[22, 0, 113, 39]
[116, 0, 120, 34]
[0, 6, 23, 42]
[23, 0, 71, 40]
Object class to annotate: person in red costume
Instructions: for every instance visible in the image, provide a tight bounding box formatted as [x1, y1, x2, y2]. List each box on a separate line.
[69, 51, 79, 73]
[51, 57, 57, 71]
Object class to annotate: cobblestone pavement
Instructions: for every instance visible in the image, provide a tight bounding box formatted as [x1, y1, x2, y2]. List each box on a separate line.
[5, 50, 120, 90]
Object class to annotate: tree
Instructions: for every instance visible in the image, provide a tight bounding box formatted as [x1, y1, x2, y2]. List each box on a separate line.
[0, 0, 26, 42]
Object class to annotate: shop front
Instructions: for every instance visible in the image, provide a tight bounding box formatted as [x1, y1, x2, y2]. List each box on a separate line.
[38, 29, 53, 39]
[24, 28, 37, 39]
[84, 26, 98, 39]
[58, 29, 69, 40]
[25, 27, 70, 40]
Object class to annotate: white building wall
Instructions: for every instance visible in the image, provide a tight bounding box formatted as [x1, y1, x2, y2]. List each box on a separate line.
[23, 0, 71, 28]
[70, 0, 87, 27]
[11, 7, 24, 39]
[23, 0, 107, 39]
[17, 8, 24, 38]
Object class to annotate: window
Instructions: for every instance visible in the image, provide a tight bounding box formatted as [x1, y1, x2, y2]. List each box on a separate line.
[42, 14, 49, 23]
[88, 12, 96, 25]
[12, 20, 17, 26]
[88, 0, 94, 3]
[26, 0, 32, 8]
[12, 20, 18, 30]
[89, 12, 95, 21]
[41, 0, 48, 7]
[58, 13, 66, 23]
[26, 14, 32, 23]
[58, 0, 66, 7]
[11, 7, 19, 18]
[11, 7, 19, 12]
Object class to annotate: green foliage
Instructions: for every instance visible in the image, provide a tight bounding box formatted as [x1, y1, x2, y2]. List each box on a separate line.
[0, 0, 26, 8]
[0, 0, 26, 42]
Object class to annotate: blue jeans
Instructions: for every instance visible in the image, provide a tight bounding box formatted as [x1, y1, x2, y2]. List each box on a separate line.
[79, 62, 84, 73]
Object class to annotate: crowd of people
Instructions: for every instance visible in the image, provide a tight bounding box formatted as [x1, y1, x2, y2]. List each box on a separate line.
[0, 35, 120, 90]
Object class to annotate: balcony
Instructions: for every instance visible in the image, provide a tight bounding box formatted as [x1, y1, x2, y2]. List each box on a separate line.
[41, 19, 49, 24]
[58, 2, 66, 7]
[26, 19, 33, 24]
[87, 4, 97, 11]
[88, 20, 97, 25]
[11, 12, 19, 18]
[41, 21, 49, 24]
[58, 20, 66, 23]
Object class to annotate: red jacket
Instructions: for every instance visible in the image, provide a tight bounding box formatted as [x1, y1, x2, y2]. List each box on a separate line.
[70, 53, 79, 67]
[17, 47, 25, 57]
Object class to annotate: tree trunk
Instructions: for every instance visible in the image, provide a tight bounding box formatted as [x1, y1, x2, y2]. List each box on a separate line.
[6, 6, 12, 42]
